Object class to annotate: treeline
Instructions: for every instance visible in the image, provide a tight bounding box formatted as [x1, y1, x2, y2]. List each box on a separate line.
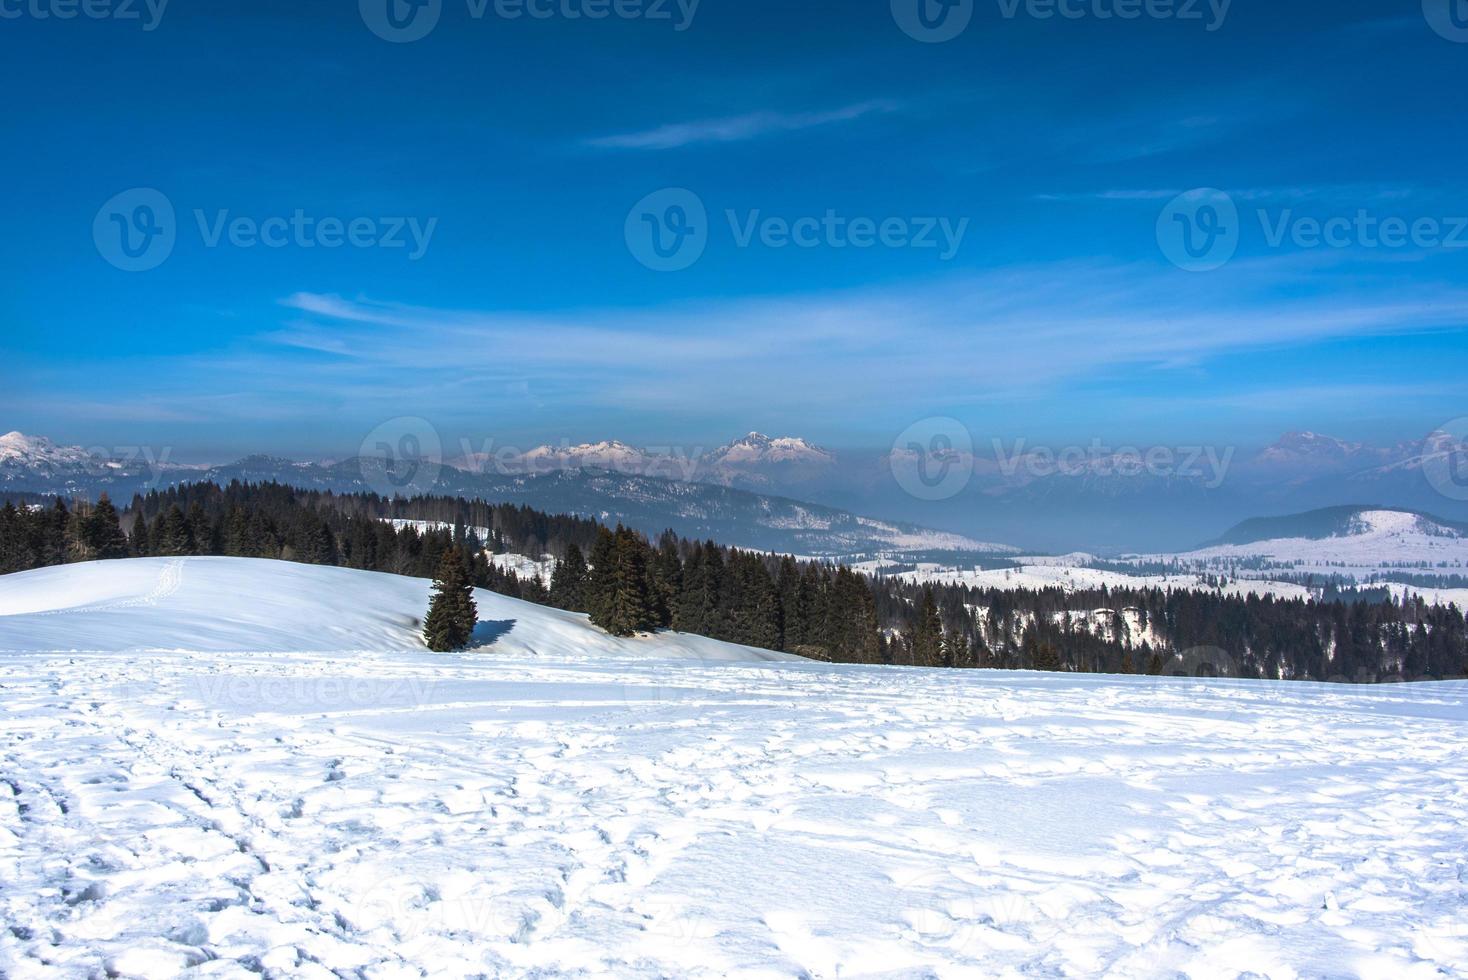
[551, 525, 881, 661]
[0, 483, 886, 664]
[2, 482, 1465, 681]
[880, 579, 1468, 682]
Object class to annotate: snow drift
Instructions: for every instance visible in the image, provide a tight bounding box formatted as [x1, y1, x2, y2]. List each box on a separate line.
[0, 557, 798, 662]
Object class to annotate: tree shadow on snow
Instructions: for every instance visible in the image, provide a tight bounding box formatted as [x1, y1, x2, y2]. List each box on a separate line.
[471, 619, 516, 647]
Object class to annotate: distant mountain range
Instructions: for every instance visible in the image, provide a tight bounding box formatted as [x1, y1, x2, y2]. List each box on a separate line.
[6, 427, 1467, 554]
[0, 432, 1007, 560]
[451, 432, 839, 492]
[861, 429, 1468, 553]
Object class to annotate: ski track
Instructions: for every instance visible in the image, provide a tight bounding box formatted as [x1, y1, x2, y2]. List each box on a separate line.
[2, 645, 1467, 978]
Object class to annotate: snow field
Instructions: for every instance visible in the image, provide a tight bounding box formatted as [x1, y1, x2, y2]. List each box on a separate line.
[1, 558, 1466, 977]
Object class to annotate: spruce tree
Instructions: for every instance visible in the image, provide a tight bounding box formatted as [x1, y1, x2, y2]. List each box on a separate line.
[158, 505, 194, 556]
[549, 542, 588, 611]
[423, 547, 477, 651]
[85, 494, 130, 560]
[598, 525, 655, 637]
[912, 587, 944, 668]
[130, 511, 150, 556]
[586, 527, 617, 626]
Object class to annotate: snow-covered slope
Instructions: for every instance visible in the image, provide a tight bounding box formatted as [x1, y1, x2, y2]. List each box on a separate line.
[0, 558, 796, 662]
[1, 560, 1465, 977]
[1140, 507, 1468, 580]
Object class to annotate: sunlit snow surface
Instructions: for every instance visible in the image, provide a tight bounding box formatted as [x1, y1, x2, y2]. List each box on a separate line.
[2, 558, 1467, 978]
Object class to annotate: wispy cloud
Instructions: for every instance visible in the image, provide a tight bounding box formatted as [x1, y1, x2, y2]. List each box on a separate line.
[585, 100, 898, 151]
[1035, 185, 1422, 204]
[261, 256, 1468, 417]
[14, 257, 1465, 450]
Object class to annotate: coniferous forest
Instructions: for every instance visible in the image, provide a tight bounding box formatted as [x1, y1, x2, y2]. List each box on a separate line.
[1, 481, 1464, 682]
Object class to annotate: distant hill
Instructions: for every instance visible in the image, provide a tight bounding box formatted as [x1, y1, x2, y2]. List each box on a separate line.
[1206, 506, 1468, 548]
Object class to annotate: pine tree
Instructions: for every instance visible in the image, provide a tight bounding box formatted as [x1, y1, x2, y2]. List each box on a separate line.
[911, 587, 944, 668]
[593, 525, 655, 637]
[0, 501, 30, 573]
[586, 527, 617, 626]
[130, 511, 150, 556]
[84, 494, 130, 560]
[648, 533, 682, 629]
[157, 505, 194, 556]
[549, 542, 588, 611]
[423, 547, 477, 652]
[1032, 641, 1063, 672]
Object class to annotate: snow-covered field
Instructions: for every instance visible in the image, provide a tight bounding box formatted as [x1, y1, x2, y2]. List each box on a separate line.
[868, 559, 1316, 603]
[1127, 510, 1468, 582]
[870, 511, 1468, 609]
[3, 559, 1468, 978]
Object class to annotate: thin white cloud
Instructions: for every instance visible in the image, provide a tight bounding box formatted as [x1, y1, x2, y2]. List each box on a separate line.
[1035, 185, 1421, 204]
[266, 257, 1468, 416]
[585, 100, 898, 151]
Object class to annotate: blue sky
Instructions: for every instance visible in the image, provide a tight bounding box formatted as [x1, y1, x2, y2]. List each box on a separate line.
[2, 0, 1465, 460]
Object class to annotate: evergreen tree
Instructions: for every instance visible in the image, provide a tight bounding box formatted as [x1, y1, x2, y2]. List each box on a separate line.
[592, 525, 656, 637]
[0, 501, 30, 572]
[549, 542, 588, 611]
[911, 587, 944, 668]
[84, 494, 130, 560]
[157, 505, 194, 556]
[423, 547, 477, 651]
[130, 511, 150, 556]
[586, 527, 618, 626]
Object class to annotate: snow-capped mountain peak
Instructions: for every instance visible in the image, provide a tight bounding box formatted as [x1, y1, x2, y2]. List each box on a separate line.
[710, 432, 836, 467]
[1, 431, 81, 463]
[0, 431, 107, 475]
[1254, 431, 1365, 464]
